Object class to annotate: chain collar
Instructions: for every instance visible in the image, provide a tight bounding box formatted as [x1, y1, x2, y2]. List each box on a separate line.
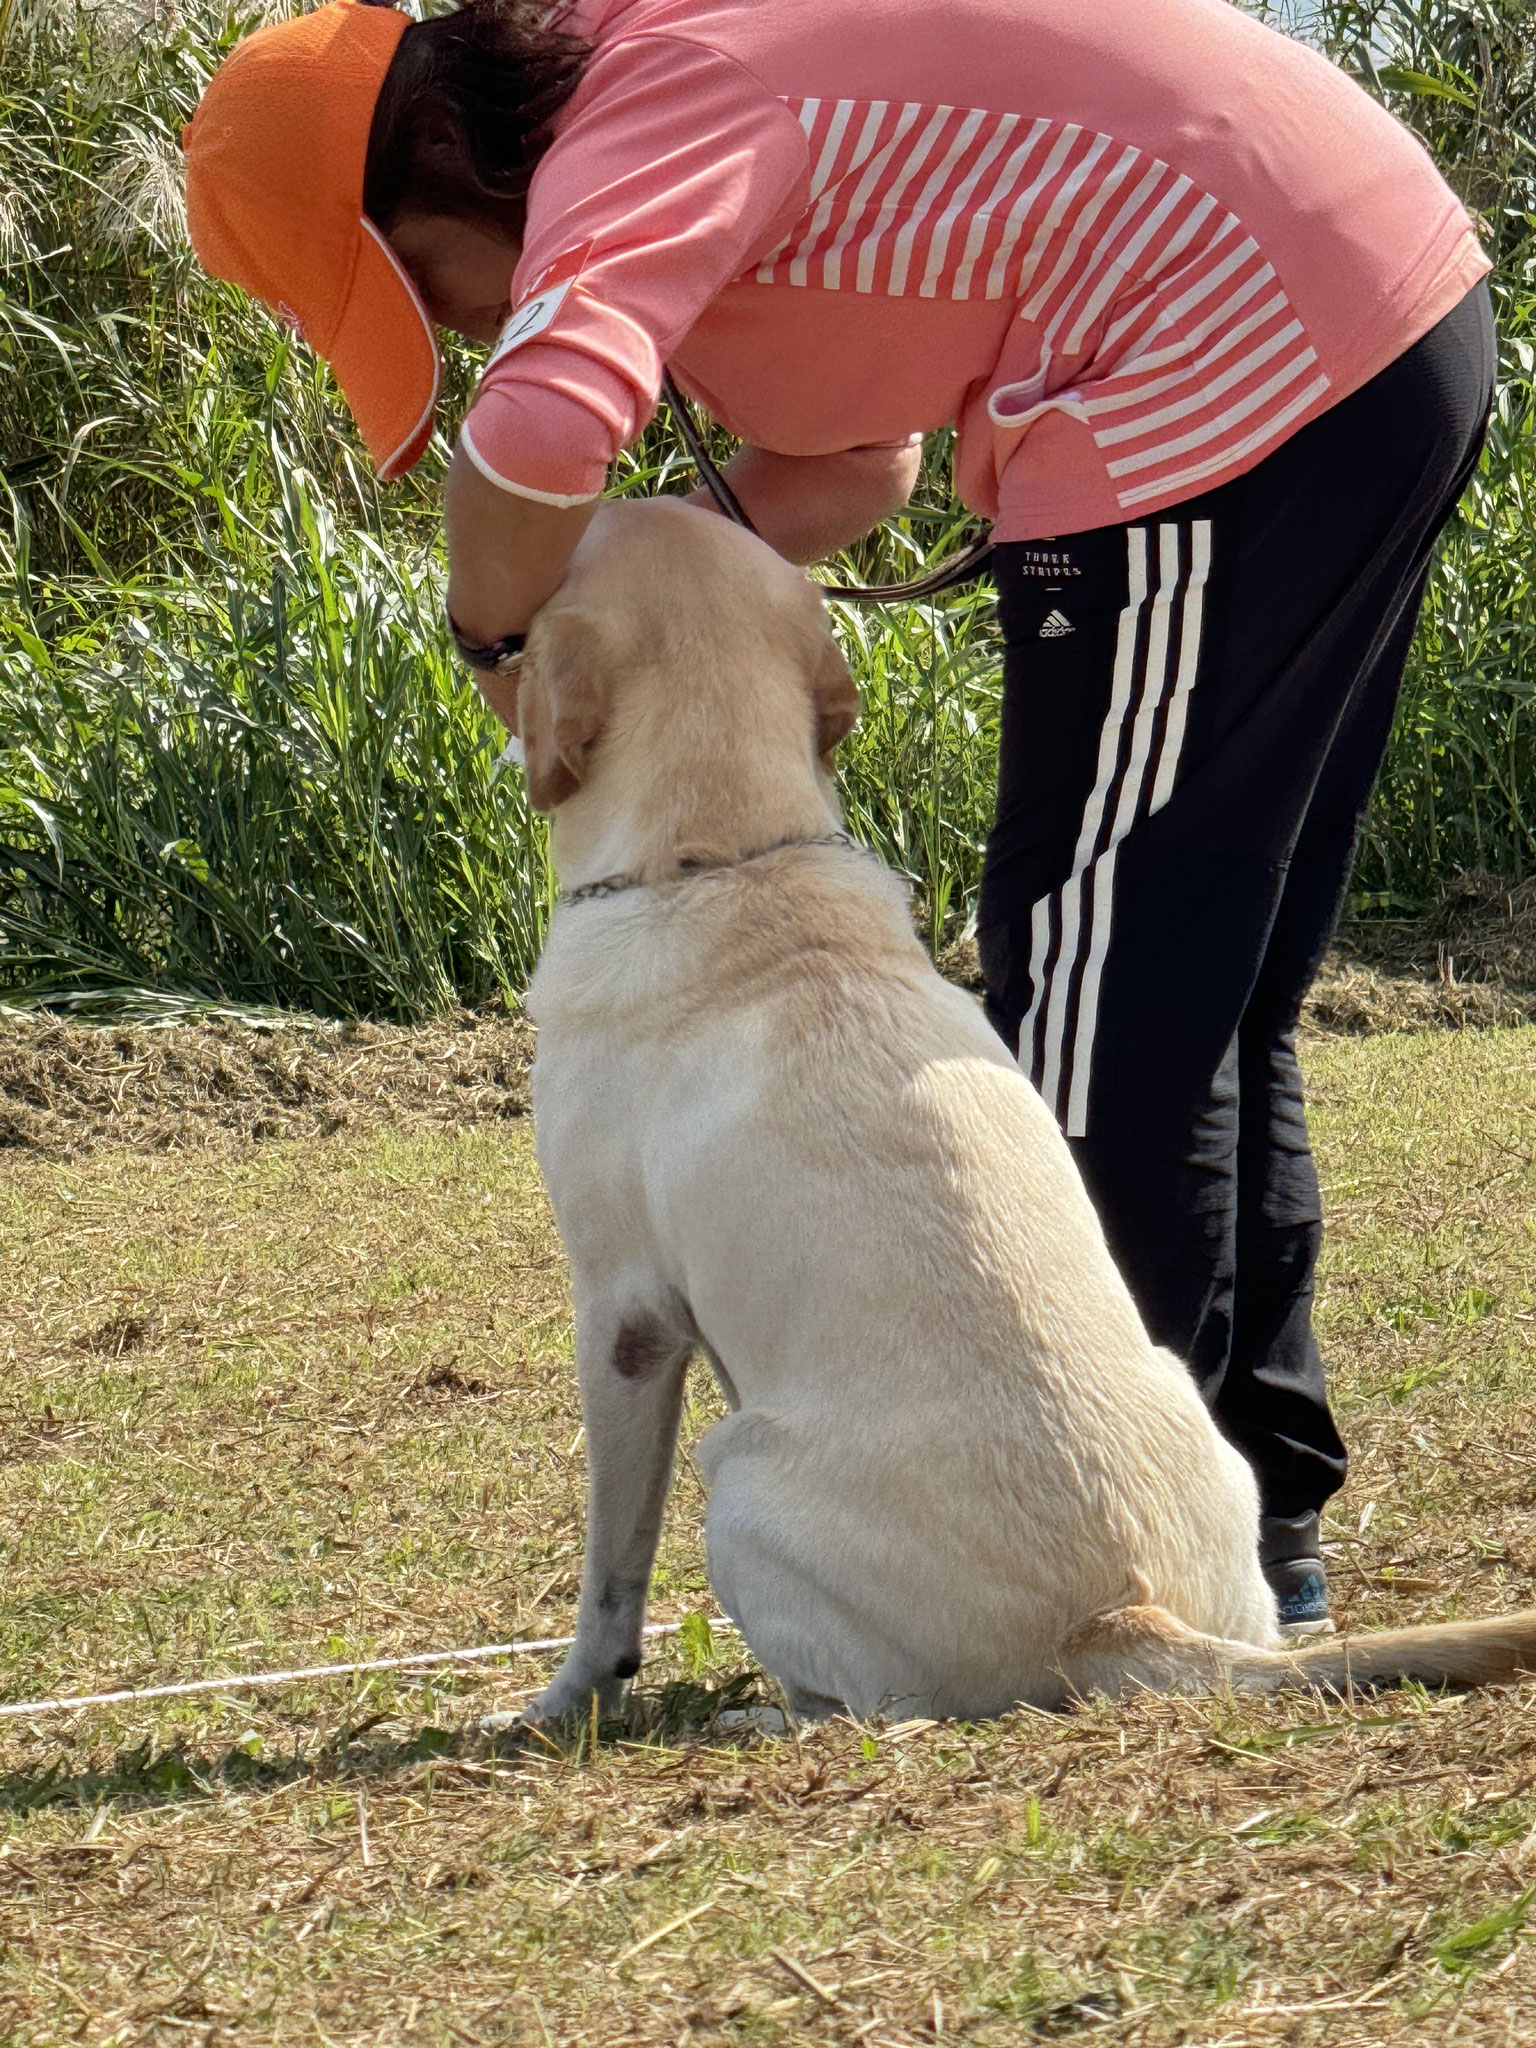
[561, 831, 857, 907]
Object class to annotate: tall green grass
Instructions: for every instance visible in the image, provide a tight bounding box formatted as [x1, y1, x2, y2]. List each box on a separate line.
[1, 0, 1531, 1018]
[1308, 0, 1536, 902]
[0, 0, 548, 1016]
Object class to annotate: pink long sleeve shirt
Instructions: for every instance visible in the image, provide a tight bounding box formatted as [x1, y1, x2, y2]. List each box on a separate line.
[459, 0, 1489, 542]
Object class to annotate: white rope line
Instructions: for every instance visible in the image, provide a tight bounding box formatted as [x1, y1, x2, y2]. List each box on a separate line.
[0, 1622, 691, 1722]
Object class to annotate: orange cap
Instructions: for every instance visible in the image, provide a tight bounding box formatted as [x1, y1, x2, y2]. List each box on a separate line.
[184, 0, 440, 480]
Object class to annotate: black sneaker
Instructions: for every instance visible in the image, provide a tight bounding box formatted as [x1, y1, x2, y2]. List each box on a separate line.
[1260, 1511, 1334, 1637]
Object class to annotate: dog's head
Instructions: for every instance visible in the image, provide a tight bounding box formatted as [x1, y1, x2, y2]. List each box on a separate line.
[516, 500, 860, 815]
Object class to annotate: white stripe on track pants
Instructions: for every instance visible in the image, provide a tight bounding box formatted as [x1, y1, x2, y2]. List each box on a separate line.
[976, 281, 1494, 1521]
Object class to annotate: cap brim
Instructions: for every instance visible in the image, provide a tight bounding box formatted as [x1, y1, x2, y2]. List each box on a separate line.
[326, 218, 442, 481]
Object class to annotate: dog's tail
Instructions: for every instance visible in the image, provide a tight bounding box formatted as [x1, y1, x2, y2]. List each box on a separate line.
[1054, 1601, 1536, 1702]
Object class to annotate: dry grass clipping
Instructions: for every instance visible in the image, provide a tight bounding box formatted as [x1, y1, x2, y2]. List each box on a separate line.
[6, 871, 1535, 1168]
[1307, 871, 1536, 1037]
[0, 1012, 533, 1159]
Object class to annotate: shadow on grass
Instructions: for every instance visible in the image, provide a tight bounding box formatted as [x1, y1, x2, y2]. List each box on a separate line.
[0, 1670, 769, 1814]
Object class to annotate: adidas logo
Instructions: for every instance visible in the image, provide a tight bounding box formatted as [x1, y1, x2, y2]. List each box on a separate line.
[1038, 609, 1075, 639]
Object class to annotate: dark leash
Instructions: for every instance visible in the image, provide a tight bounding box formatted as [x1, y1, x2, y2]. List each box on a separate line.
[661, 371, 994, 606]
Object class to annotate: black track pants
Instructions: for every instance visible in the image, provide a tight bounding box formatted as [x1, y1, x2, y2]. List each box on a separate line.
[977, 283, 1495, 1519]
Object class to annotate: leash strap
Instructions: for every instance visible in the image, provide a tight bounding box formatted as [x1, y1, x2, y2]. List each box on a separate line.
[660, 371, 994, 607]
[662, 369, 762, 535]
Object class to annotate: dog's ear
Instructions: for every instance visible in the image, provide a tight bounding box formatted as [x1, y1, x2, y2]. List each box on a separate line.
[812, 631, 861, 761]
[518, 608, 610, 813]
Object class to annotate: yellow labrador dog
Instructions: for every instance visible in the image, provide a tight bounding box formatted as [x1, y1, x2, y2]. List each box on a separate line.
[493, 498, 1536, 1726]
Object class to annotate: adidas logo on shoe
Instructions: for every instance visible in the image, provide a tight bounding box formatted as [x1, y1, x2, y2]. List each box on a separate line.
[1263, 1519, 1335, 1638]
[1038, 609, 1075, 638]
[1275, 1565, 1334, 1637]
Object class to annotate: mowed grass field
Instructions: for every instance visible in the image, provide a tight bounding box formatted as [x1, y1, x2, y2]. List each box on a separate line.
[2, 1023, 1536, 2045]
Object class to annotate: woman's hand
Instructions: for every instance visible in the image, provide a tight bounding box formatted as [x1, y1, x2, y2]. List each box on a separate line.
[687, 440, 924, 563]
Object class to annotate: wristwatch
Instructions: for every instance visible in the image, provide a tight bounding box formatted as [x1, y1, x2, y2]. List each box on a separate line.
[448, 616, 526, 674]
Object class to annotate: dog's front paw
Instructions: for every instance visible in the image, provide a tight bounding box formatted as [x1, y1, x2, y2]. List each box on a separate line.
[481, 1656, 634, 1736]
[479, 1702, 536, 1737]
[527, 1671, 628, 1724]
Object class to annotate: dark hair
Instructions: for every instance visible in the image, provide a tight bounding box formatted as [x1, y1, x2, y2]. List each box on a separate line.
[362, 0, 589, 231]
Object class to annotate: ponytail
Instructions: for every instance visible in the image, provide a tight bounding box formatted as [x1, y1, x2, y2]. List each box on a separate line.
[363, 1, 588, 230]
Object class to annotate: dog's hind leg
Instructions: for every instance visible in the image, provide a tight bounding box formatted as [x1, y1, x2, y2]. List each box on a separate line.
[487, 1290, 694, 1731]
[703, 1449, 943, 1722]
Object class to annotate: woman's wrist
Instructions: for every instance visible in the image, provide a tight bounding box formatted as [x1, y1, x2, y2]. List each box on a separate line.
[444, 443, 598, 642]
